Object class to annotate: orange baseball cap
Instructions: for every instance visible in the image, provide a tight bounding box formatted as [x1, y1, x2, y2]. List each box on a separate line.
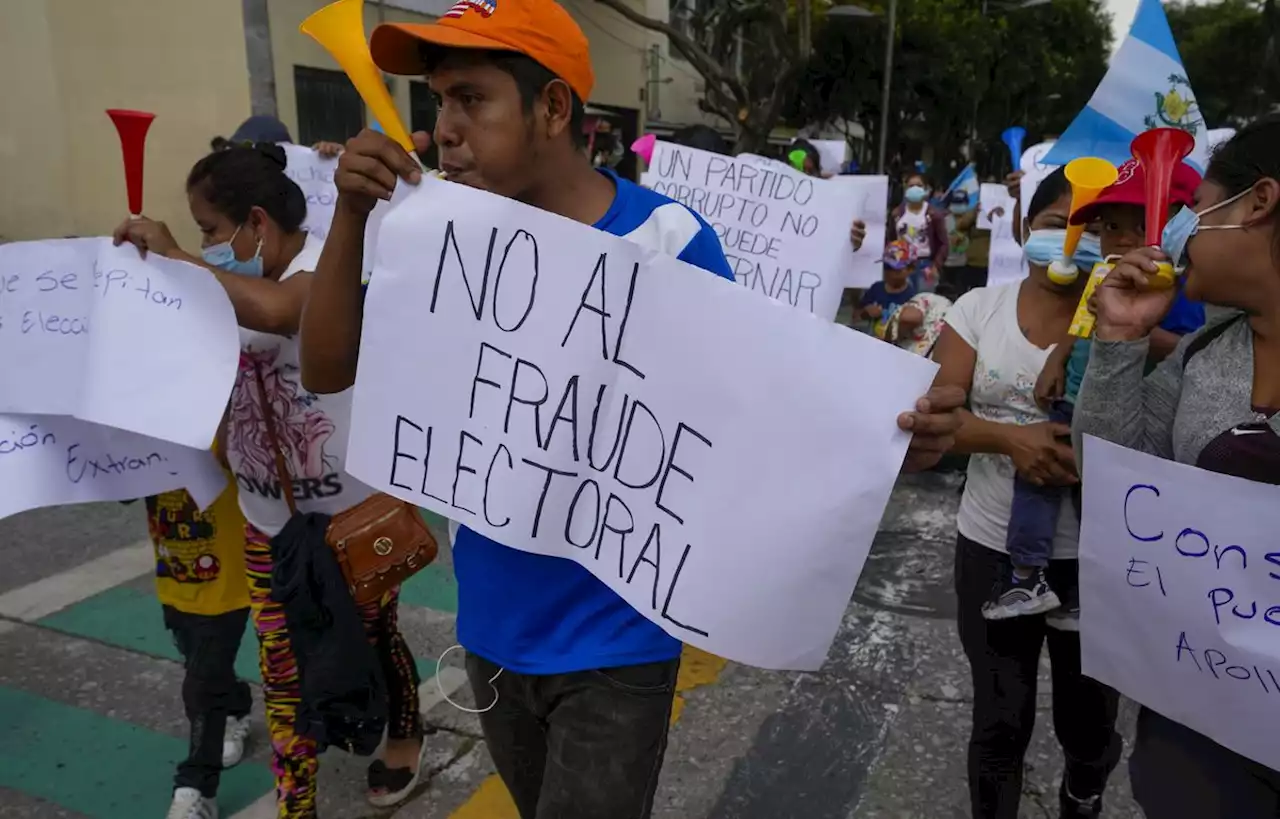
[370, 0, 595, 103]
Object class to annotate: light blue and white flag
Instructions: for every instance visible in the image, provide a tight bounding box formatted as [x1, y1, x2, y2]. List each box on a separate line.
[1043, 0, 1209, 171]
[942, 163, 979, 207]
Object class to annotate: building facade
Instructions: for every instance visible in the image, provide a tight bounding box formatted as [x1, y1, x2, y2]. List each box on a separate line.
[0, 0, 717, 245]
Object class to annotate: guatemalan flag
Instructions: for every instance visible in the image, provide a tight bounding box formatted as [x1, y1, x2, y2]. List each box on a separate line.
[942, 163, 980, 207]
[1043, 0, 1210, 171]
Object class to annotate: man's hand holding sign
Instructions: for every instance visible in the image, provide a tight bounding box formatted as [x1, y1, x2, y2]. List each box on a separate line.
[302, 126, 960, 669]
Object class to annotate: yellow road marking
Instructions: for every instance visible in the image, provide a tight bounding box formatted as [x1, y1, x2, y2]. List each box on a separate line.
[448, 645, 728, 819]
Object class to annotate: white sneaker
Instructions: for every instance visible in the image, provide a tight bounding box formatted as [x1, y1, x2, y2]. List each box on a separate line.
[167, 787, 217, 819]
[222, 716, 251, 768]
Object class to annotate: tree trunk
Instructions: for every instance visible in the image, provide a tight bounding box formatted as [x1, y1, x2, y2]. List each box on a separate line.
[733, 123, 771, 154]
[241, 0, 278, 118]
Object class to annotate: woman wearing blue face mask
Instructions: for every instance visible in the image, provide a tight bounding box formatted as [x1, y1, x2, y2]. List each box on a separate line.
[890, 173, 949, 291]
[932, 165, 1121, 819]
[113, 143, 430, 815]
[1075, 117, 1280, 818]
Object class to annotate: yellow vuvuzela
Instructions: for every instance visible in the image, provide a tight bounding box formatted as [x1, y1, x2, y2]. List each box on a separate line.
[300, 0, 415, 154]
[1047, 157, 1119, 285]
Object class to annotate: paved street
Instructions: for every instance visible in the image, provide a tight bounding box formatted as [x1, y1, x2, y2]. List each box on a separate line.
[0, 472, 1141, 819]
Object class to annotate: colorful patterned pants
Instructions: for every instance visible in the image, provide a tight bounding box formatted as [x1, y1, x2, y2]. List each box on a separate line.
[245, 525, 422, 819]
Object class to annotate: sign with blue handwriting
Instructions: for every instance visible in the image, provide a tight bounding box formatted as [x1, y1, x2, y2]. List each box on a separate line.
[346, 177, 938, 671]
[1081, 436, 1280, 770]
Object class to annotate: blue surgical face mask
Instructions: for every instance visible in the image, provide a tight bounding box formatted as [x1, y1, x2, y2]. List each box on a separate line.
[202, 224, 264, 277]
[949, 203, 969, 215]
[905, 186, 927, 204]
[1073, 232, 1104, 269]
[1023, 228, 1103, 270]
[1161, 189, 1250, 269]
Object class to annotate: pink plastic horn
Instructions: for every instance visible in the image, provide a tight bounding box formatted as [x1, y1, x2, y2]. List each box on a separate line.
[631, 133, 656, 164]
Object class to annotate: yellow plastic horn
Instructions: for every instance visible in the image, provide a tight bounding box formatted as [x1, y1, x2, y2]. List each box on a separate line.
[1047, 157, 1119, 285]
[300, 0, 415, 153]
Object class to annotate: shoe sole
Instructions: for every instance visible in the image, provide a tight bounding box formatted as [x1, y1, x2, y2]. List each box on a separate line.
[367, 740, 428, 808]
[982, 591, 1062, 620]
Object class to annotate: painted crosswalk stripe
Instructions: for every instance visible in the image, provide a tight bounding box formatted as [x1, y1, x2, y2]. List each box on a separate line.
[0, 540, 152, 622]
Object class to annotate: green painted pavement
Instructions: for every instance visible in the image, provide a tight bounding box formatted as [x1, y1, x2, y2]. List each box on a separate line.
[38, 584, 264, 681]
[0, 685, 275, 818]
[37, 562, 458, 683]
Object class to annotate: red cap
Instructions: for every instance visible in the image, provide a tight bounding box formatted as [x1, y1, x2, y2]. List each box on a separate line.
[1070, 158, 1201, 225]
[370, 0, 594, 103]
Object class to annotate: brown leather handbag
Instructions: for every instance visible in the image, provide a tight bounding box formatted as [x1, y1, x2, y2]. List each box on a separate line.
[253, 363, 437, 605]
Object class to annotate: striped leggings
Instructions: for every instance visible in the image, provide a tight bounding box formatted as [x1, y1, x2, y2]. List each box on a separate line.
[245, 525, 422, 819]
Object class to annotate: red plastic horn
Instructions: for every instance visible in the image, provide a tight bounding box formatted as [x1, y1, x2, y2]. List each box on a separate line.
[1130, 128, 1195, 247]
[107, 109, 156, 216]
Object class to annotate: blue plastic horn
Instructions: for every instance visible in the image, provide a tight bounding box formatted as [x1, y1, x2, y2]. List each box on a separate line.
[1001, 126, 1026, 171]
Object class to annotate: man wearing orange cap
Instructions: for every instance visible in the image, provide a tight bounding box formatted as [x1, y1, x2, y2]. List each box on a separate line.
[298, 1, 965, 815]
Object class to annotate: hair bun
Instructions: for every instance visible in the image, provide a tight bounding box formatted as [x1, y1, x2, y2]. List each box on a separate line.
[254, 142, 288, 169]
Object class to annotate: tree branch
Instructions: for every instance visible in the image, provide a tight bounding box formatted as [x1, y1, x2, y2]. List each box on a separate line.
[588, 0, 746, 103]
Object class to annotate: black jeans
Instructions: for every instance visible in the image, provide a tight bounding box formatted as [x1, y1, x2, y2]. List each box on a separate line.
[164, 605, 253, 798]
[955, 536, 1121, 819]
[466, 652, 680, 819]
[1130, 707, 1280, 818]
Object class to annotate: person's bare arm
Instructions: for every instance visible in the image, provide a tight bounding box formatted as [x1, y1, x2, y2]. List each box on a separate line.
[1035, 333, 1075, 409]
[113, 216, 310, 336]
[299, 204, 368, 394]
[299, 130, 428, 395]
[1005, 171, 1024, 245]
[932, 324, 1010, 455]
[934, 324, 1075, 483]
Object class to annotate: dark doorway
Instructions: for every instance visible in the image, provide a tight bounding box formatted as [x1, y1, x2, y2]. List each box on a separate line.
[294, 65, 363, 145]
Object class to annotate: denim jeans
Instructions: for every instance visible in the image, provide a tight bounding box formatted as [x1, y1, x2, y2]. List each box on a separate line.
[466, 652, 680, 819]
[164, 605, 253, 798]
[1006, 401, 1080, 568]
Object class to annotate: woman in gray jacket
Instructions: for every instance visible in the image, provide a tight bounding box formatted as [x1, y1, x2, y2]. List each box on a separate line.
[1074, 116, 1280, 817]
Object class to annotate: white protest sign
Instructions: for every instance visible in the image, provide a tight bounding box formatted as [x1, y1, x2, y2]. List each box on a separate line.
[811, 139, 848, 175]
[979, 183, 1028, 285]
[283, 144, 339, 240]
[0, 413, 227, 521]
[0, 238, 100, 415]
[834, 175, 889, 288]
[1081, 436, 1280, 771]
[987, 237, 1029, 286]
[282, 144, 384, 281]
[347, 178, 938, 670]
[1019, 141, 1059, 220]
[644, 141, 861, 320]
[81, 244, 239, 447]
[0, 239, 239, 450]
[977, 183, 1015, 232]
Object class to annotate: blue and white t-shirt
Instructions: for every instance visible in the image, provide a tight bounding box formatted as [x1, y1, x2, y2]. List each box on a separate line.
[453, 169, 733, 675]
